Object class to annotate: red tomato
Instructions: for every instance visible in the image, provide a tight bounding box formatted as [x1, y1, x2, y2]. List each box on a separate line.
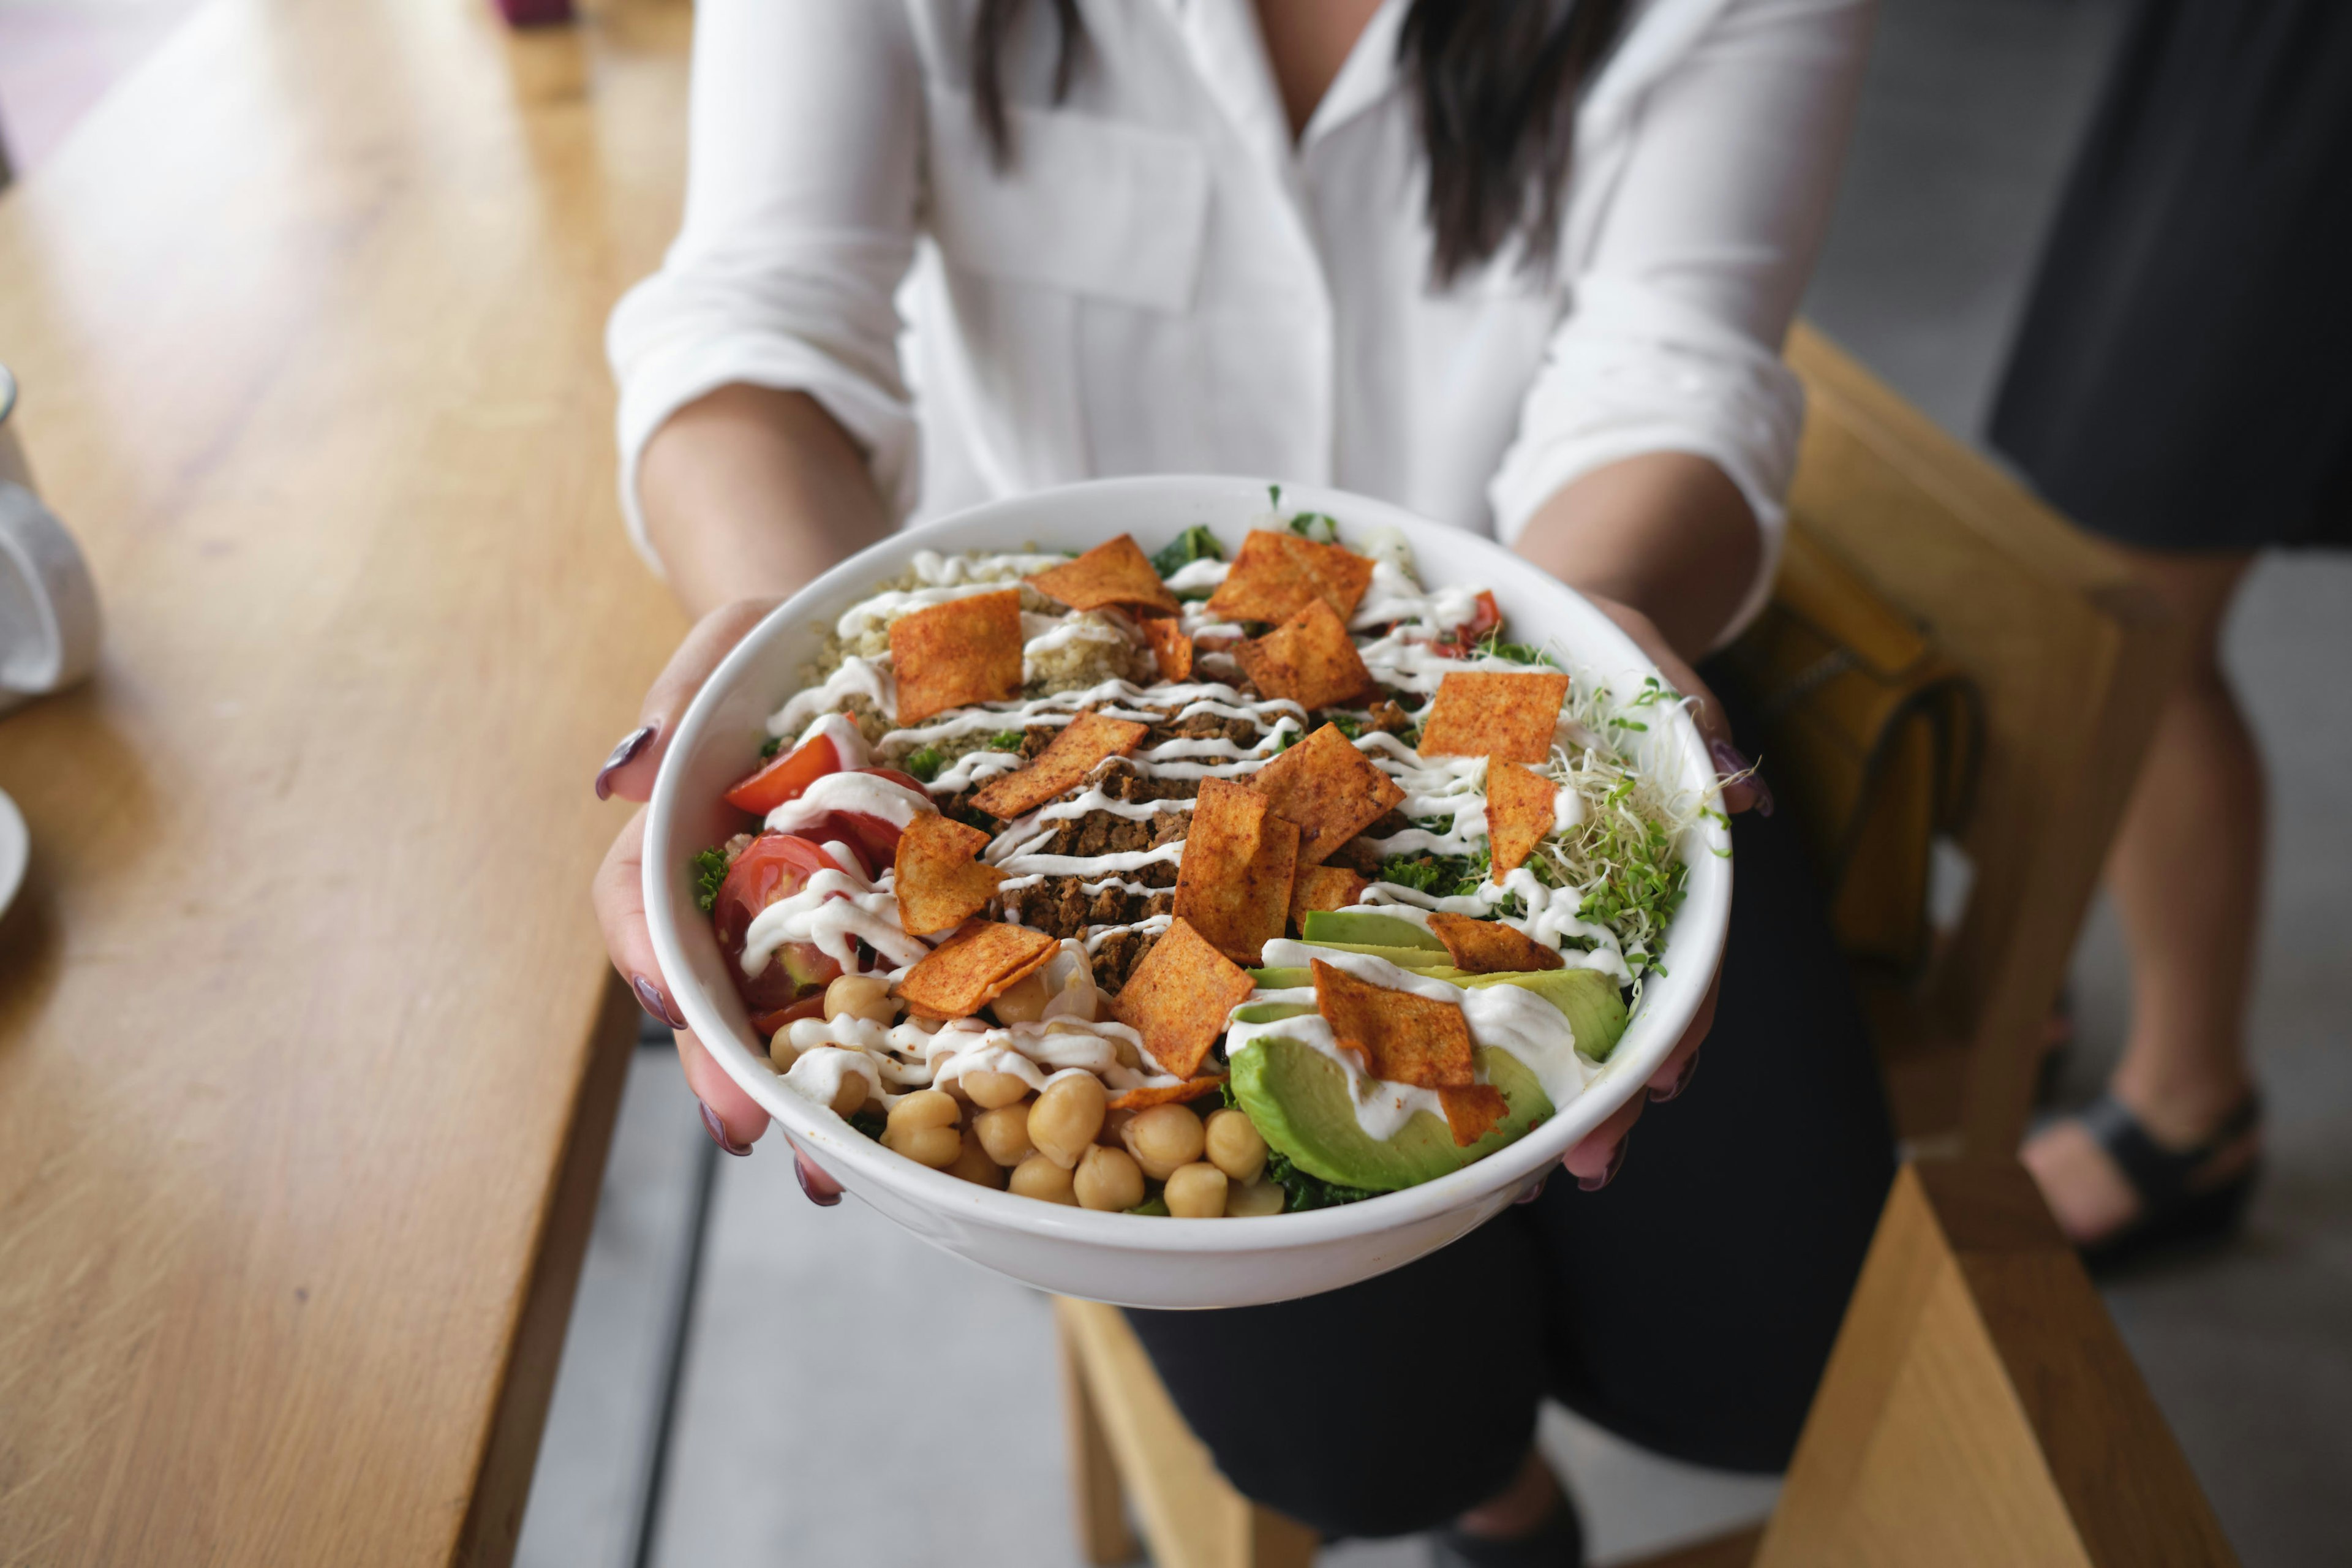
[802, 811, 903, 875]
[854, 766, 929, 796]
[1454, 590, 1502, 647]
[748, 993, 828, 1038]
[722, 734, 842, 815]
[710, 834, 846, 1010]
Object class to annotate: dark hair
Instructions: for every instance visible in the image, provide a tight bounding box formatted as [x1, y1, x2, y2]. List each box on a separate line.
[971, 0, 1631, 285]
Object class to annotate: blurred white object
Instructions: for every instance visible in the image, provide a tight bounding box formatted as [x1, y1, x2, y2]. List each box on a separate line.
[0, 364, 102, 717]
[0, 787, 24, 921]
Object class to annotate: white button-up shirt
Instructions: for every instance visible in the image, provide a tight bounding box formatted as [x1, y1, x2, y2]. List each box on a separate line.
[609, 0, 1872, 637]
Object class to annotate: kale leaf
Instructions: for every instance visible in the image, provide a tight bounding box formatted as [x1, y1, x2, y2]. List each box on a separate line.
[988, 729, 1027, 751]
[759, 734, 787, 761]
[1150, 524, 1226, 579]
[907, 745, 946, 783]
[1263, 1150, 1377, 1212]
[691, 847, 731, 914]
[1287, 511, 1340, 545]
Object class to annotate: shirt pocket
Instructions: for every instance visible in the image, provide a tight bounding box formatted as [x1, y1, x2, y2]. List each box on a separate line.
[924, 88, 1211, 315]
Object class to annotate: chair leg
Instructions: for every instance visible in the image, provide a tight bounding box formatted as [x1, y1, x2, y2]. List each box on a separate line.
[1243, 1502, 1320, 1568]
[1059, 1312, 1140, 1566]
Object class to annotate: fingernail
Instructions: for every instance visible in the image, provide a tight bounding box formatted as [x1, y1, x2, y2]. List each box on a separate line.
[633, 974, 687, 1030]
[595, 723, 657, 800]
[1579, 1132, 1630, 1192]
[699, 1099, 752, 1157]
[795, 1155, 841, 1207]
[1514, 1172, 1551, 1205]
[1708, 739, 1774, 818]
[1649, 1049, 1702, 1104]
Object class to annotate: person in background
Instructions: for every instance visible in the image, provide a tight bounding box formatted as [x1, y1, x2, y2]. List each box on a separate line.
[592, 2, 1894, 1561]
[1994, 0, 2350, 1264]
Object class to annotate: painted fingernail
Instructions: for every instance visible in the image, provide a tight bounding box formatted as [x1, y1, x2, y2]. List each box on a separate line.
[699, 1099, 752, 1157]
[1580, 1132, 1630, 1192]
[795, 1155, 841, 1207]
[595, 723, 657, 800]
[1515, 1172, 1551, 1205]
[1649, 1049, 1702, 1104]
[1708, 739, 1774, 818]
[633, 974, 687, 1030]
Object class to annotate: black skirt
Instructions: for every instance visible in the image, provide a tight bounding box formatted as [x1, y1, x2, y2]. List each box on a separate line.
[1989, 0, 2352, 552]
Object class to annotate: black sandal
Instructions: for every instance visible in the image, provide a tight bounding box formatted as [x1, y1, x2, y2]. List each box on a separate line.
[2075, 1090, 2261, 1274]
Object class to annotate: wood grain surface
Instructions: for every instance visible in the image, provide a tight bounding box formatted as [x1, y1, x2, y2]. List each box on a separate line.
[0, 1, 693, 1562]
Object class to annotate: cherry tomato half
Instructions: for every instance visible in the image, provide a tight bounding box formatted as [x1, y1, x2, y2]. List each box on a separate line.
[711, 834, 846, 1010]
[722, 733, 842, 815]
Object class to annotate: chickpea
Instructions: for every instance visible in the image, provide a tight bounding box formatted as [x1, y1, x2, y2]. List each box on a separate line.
[767, 1030, 801, 1074]
[886, 1090, 960, 1135]
[1225, 1178, 1287, 1218]
[1009, 1153, 1079, 1205]
[883, 1123, 962, 1169]
[1122, 1103, 1207, 1180]
[1163, 1162, 1229, 1218]
[962, 1069, 1031, 1110]
[817, 1057, 870, 1119]
[988, 970, 1051, 1025]
[824, 973, 897, 1027]
[1203, 1109, 1267, 1185]
[1074, 1145, 1145, 1212]
[945, 1131, 1006, 1189]
[1028, 1074, 1107, 1169]
[973, 1102, 1037, 1167]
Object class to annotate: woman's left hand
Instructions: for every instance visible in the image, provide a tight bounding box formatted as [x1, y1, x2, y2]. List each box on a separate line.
[1550, 590, 1769, 1191]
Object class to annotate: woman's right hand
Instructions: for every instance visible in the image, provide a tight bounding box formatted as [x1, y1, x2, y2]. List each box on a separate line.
[589, 596, 845, 1203]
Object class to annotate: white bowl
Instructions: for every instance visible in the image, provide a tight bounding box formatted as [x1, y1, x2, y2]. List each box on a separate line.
[644, 476, 1730, 1308]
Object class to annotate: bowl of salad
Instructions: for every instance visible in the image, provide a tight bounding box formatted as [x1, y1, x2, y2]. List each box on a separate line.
[643, 476, 1730, 1308]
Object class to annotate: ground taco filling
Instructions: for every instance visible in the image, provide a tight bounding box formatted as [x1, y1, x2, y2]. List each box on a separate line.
[692, 500, 1712, 1217]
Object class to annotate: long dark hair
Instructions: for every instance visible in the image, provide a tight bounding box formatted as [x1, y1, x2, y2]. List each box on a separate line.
[971, 0, 1632, 285]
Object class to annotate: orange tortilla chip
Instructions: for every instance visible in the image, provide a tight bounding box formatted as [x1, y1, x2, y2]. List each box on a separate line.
[1250, 722, 1406, 865]
[1235, 599, 1373, 710]
[1204, 530, 1376, 625]
[1427, 912, 1564, 974]
[1107, 1076, 1229, 1112]
[1289, 864, 1368, 935]
[1140, 615, 1193, 682]
[1312, 960, 1475, 1088]
[1172, 779, 1300, 964]
[1415, 671, 1570, 762]
[970, 710, 1151, 821]
[1485, 758, 1557, 877]
[893, 811, 1006, 937]
[894, 921, 1057, 1020]
[1439, 1085, 1511, 1147]
[1025, 534, 1180, 615]
[891, 590, 1025, 726]
[1110, 917, 1257, 1079]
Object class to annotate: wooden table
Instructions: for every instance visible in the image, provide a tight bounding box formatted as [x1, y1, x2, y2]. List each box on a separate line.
[0, 2, 695, 1561]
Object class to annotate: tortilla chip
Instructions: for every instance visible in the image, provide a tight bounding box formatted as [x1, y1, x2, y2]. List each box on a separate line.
[1439, 1085, 1510, 1147]
[1110, 916, 1257, 1078]
[1289, 864, 1369, 935]
[1427, 912, 1564, 974]
[1250, 722, 1406, 866]
[890, 590, 1025, 726]
[893, 811, 1006, 937]
[1235, 599, 1373, 710]
[970, 709, 1151, 820]
[1025, 535, 1180, 616]
[1310, 960, 1474, 1088]
[1415, 671, 1570, 762]
[1203, 530, 1376, 625]
[894, 921, 1058, 1020]
[1140, 615, 1193, 682]
[1172, 779, 1300, 963]
[1484, 758, 1557, 878]
[1107, 1076, 1230, 1112]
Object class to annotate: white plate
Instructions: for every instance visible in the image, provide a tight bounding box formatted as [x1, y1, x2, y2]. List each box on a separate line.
[644, 477, 1730, 1309]
[0, 786, 25, 921]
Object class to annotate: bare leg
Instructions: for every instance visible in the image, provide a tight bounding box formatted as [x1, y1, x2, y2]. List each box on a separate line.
[2023, 549, 2265, 1243]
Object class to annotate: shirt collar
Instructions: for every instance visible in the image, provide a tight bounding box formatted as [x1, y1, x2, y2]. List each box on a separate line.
[1153, 0, 1408, 170]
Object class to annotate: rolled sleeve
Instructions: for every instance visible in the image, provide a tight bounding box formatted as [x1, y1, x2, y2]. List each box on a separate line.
[1491, 0, 1873, 644]
[605, 0, 924, 573]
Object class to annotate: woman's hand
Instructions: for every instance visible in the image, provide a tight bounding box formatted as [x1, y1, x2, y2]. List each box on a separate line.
[590, 596, 844, 1202]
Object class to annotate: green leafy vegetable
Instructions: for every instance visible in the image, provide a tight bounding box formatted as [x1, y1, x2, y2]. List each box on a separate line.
[989, 730, 1026, 752]
[907, 746, 946, 782]
[759, 734, 787, 761]
[1322, 713, 1362, 740]
[1264, 1150, 1376, 1212]
[692, 848, 730, 914]
[849, 1107, 888, 1140]
[1474, 632, 1558, 668]
[1151, 524, 1226, 579]
[1377, 850, 1488, 900]
[1126, 1196, 1172, 1217]
[1287, 511, 1340, 545]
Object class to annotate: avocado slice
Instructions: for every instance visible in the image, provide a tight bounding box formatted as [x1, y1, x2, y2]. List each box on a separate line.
[1232, 1039, 1553, 1191]
[1453, 968, 1629, 1061]
[1232, 1000, 1316, 1025]
[1296, 940, 1455, 968]
[1302, 911, 1444, 949]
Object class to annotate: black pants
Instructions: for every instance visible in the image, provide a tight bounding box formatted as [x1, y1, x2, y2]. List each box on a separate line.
[1125, 732, 1897, 1540]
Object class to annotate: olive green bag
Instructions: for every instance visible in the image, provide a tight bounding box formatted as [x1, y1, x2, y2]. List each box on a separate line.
[1725, 529, 1981, 976]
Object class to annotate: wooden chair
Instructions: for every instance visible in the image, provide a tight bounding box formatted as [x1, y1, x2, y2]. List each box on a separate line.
[1055, 327, 2219, 1567]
